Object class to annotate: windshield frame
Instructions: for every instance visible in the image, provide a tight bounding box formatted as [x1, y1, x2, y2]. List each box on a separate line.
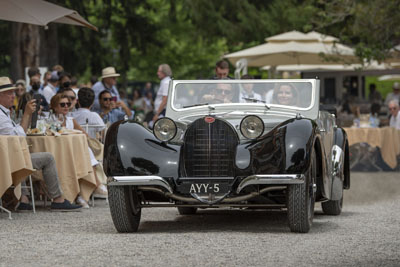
[166, 79, 320, 122]
[170, 79, 316, 112]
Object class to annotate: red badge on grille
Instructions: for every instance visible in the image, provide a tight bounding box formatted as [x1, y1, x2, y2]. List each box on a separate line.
[204, 116, 215, 123]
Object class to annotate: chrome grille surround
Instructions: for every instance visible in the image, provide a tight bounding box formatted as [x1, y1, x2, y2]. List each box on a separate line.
[182, 117, 238, 177]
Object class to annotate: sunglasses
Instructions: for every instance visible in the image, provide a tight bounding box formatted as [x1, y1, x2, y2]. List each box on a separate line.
[59, 102, 72, 108]
[66, 95, 76, 100]
[389, 107, 398, 111]
[216, 89, 233, 95]
[102, 97, 112, 101]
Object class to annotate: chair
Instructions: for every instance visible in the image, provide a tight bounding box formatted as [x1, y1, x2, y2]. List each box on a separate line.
[0, 198, 12, 219]
[80, 123, 109, 207]
[16, 175, 36, 213]
[80, 123, 108, 144]
[0, 175, 35, 219]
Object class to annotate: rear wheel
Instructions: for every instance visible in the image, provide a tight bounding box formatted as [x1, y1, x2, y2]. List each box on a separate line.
[287, 148, 316, 233]
[322, 161, 344, 215]
[108, 185, 141, 233]
[321, 197, 343, 215]
[177, 207, 197, 215]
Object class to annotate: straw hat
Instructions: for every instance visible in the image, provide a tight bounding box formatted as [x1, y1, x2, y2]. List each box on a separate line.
[0, 77, 17, 93]
[101, 67, 120, 79]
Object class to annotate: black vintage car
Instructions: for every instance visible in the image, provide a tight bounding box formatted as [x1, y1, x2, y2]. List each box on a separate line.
[105, 79, 350, 233]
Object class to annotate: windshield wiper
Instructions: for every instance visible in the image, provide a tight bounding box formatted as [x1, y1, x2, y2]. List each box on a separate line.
[241, 97, 270, 110]
[183, 103, 209, 108]
[242, 97, 265, 103]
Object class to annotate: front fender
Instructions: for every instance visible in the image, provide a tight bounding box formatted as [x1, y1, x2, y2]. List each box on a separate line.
[248, 118, 317, 175]
[103, 121, 181, 179]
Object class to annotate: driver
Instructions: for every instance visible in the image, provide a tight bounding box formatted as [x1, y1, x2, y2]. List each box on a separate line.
[201, 83, 235, 104]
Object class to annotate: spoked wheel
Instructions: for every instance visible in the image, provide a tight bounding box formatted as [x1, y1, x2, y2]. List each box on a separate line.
[287, 148, 317, 233]
[177, 207, 197, 215]
[108, 185, 141, 233]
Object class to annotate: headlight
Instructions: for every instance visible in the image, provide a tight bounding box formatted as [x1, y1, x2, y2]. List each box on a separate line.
[153, 118, 177, 142]
[240, 115, 264, 139]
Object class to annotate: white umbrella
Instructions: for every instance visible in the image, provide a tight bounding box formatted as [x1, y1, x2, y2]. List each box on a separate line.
[0, 0, 97, 31]
[261, 61, 390, 72]
[378, 74, 400, 81]
[224, 30, 358, 68]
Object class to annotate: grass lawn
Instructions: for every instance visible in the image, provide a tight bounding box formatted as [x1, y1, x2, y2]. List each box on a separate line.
[365, 76, 400, 99]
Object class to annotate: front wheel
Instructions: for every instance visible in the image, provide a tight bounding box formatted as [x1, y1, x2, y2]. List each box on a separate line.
[108, 185, 141, 233]
[287, 148, 316, 233]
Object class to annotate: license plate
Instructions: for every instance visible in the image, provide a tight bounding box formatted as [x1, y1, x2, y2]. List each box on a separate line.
[177, 182, 231, 195]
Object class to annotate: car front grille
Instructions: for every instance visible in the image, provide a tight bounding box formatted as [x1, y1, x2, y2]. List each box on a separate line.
[182, 117, 238, 177]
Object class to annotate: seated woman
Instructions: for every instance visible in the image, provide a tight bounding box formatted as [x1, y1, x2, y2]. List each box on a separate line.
[58, 88, 77, 110]
[272, 83, 299, 106]
[50, 93, 107, 208]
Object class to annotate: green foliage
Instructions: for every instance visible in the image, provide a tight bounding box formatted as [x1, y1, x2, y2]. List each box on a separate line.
[365, 76, 400, 99]
[0, 0, 399, 85]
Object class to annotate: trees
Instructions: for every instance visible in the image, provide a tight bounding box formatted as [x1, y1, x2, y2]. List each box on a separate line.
[0, 0, 399, 84]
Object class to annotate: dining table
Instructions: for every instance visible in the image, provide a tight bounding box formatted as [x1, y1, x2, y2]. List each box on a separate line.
[0, 135, 35, 201]
[26, 133, 97, 202]
[344, 127, 400, 170]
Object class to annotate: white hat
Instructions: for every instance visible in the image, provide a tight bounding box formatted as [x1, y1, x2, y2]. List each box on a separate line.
[101, 67, 120, 79]
[393, 82, 400, 90]
[0, 77, 17, 93]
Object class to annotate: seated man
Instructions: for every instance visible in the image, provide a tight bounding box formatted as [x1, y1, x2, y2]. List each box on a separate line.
[98, 90, 134, 124]
[73, 87, 105, 139]
[0, 77, 81, 211]
[201, 83, 236, 104]
[388, 99, 400, 130]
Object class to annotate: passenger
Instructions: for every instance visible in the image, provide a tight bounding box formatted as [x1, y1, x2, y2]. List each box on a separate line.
[240, 74, 262, 103]
[272, 83, 299, 106]
[202, 83, 236, 104]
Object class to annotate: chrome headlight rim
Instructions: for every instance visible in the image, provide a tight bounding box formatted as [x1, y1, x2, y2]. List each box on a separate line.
[240, 115, 264, 139]
[153, 117, 177, 142]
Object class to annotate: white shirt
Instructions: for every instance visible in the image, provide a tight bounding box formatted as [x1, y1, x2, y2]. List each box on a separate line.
[239, 91, 262, 103]
[389, 110, 400, 130]
[73, 108, 105, 138]
[154, 76, 171, 112]
[265, 90, 273, 104]
[385, 92, 400, 106]
[42, 83, 57, 104]
[0, 104, 26, 136]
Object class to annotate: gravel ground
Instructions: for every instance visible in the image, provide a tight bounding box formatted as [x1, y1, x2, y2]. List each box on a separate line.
[1, 172, 399, 267]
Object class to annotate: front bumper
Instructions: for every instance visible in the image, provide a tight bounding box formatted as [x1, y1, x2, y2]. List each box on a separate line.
[108, 174, 305, 194]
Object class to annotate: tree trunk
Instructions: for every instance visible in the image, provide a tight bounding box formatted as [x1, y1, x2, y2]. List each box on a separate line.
[10, 23, 40, 81]
[40, 24, 59, 69]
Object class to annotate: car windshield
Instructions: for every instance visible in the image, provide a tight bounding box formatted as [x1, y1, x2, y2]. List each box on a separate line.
[172, 81, 313, 110]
